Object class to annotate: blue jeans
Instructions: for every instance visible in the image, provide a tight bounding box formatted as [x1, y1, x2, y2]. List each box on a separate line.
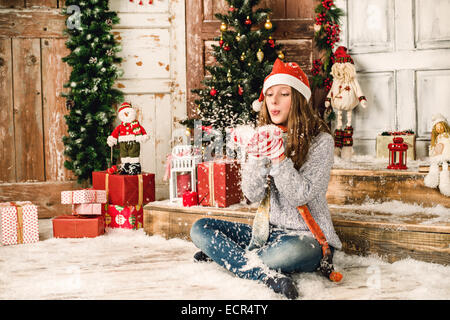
[190, 218, 327, 282]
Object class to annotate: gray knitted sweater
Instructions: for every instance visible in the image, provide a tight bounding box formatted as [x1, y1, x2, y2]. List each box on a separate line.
[241, 131, 342, 250]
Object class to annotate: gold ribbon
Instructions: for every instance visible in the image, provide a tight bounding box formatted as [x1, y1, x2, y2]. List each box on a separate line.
[208, 162, 215, 206]
[104, 173, 109, 211]
[11, 203, 24, 244]
[136, 174, 143, 211]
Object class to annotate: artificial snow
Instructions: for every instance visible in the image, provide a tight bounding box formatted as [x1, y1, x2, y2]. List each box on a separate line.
[0, 219, 449, 300]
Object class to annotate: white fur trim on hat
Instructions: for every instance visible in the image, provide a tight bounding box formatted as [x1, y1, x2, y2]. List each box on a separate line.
[263, 73, 311, 102]
[432, 113, 448, 128]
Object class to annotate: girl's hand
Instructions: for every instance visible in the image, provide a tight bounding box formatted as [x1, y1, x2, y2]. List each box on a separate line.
[257, 126, 285, 161]
[246, 125, 285, 161]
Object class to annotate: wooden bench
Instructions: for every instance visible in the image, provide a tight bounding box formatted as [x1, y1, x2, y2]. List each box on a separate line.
[144, 168, 450, 266]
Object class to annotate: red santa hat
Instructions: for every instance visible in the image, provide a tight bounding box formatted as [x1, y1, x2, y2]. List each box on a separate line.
[118, 102, 132, 113]
[334, 46, 354, 64]
[252, 58, 311, 112]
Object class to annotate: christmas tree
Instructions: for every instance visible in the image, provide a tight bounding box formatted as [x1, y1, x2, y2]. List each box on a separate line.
[183, 0, 283, 133]
[62, 0, 124, 184]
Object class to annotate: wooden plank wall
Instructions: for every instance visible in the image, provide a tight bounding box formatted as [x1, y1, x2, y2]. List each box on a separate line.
[0, 0, 78, 217]
[186, 0, 320, 118]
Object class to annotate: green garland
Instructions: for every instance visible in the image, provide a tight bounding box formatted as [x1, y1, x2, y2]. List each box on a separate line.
[311, 0, 344, 93]
[61, 0, 124, 184]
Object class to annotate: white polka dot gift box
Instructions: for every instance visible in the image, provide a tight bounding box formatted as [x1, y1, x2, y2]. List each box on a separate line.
[61, 189, 107, 205]
[0, 201, 39, 246]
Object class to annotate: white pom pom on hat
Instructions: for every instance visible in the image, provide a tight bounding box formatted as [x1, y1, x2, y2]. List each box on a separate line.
[252, 58, 311, 112]
[432, 113, 448, 128]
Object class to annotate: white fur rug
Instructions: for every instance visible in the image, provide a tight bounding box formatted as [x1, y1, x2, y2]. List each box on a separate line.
[0, 219, 449, 300]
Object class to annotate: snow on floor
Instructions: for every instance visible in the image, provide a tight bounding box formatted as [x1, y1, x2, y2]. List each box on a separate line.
[0, 219, 449, 300]
[329, 199, 450, 225]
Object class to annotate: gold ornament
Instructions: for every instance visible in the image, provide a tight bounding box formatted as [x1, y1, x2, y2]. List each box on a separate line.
[220, 22, 227, 32]
[235, 33, 241, 41]
[227, 69, 232, 83]
[264, 18, 272, 30]
[256, 49, 264, 62]
[278, 51, 285, 60]
[240, 52, 246, 61]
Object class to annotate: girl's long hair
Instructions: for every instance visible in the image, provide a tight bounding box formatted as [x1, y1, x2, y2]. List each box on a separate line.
[258, 88, 331, 170]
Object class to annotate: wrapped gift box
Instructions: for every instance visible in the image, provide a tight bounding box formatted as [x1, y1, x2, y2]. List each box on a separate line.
[92, 171, 155, 207]
[52, 215, 105, 238]
[376, 133, 416, 160]
[72, 203, 105, 216]
[197, 160, 242, 208]
[0, 201, 39, 246]
[105, 205, 143, 229]
[61, 189, 107, 204]
[183, 191, 198, 207]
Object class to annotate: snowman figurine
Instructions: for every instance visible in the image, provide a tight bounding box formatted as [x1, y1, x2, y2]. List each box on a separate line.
[107, 102, 149, 175]
[424, 113, 450, 196]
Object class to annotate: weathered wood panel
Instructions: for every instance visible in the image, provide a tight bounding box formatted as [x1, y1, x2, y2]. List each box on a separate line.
[326, 169, 450, 208]
[12, 38, 45, 182]
[0, 9, 66, 38]
[25, 0, 57, 8]
[0, 180, 81, 218]
[0, 38, 15, 182]
[41, 38, 73, 181]
[0, 0, 25, 8]
[334, 225, 450, 265]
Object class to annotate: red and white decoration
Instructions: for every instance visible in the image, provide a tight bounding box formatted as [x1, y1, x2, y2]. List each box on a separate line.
[0, 201, 39, 246]
[61, 189, 107, 205]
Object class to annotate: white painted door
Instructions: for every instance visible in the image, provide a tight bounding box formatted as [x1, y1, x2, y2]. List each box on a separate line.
[109, 0, 186, 200]
[335, 0, 450, 159]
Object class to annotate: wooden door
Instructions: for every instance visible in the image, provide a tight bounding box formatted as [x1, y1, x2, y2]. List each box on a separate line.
[185, 0, 319, 119]
[335, 0, 450, 158]
[0, 0, 78, 217]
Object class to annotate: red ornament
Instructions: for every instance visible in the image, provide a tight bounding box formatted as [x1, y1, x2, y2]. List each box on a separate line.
[387, 137, 408, 170]
[245, 17, 252, 25]
[210, 87, 217, 96]
[238, 85, 243, 95]
[219, 39, 224, 47]
[223, 45, 231, 51]
[149, 0, 153, 3]
[107, 165, 118, 174]
[139, 0, 143, 5]
[229, 5, 235, 12]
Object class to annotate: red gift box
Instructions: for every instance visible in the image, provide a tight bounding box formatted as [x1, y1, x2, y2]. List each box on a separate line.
[105, 204, 143, 230]
[197, 160, 242, 208]
[177, 173, 192, 197]
[182, 191, 198, 207]
[92, 171, 155, 207]
[52, 215, 105, 238]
